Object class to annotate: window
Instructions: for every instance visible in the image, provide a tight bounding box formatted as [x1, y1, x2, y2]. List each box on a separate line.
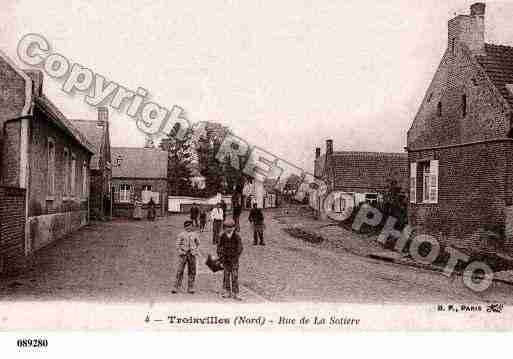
[119, 184, 131, 203]
[142, 185, 152, 192]
[411, 160, 438, 204]
[427, 93, 433, 103]
[462, 94, 467, 117]
[82, 162, 88, 197]
[365, 193, 378, 206]
[422, 162, 431, 203]
[437, 101, 442, 117]
[47, 138, 55, 196]
[63, 147, 69, 197]
[71, 153, 76, 196]
[451, 38, 456, 53]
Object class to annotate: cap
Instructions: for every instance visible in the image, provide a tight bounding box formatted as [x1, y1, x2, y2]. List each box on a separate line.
[223, 221, 235, 228]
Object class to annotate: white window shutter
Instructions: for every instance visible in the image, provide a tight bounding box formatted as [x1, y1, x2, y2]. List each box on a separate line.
[410, 162, 417, 204]
[429, 160, 439, 204]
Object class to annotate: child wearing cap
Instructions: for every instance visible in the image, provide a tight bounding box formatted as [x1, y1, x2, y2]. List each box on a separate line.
[217, 220, 243, 300]
[172, 220, 200, 294]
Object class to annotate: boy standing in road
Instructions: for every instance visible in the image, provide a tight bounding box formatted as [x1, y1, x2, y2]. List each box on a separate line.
[210, 203, 224, 244]
[248, 203, 265, 245]
[217, 221, 243, 300]
[232, 193, 242, 231]
[190, 203, 199, 227]
[199, 207, 207, 232]
[172, 220, 200, 294]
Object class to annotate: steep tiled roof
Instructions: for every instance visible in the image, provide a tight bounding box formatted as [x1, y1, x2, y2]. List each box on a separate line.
[330, 151, 408, 193]
[34, 95, 95, 154]
[476, 43, 513, 109]
[73, 120, 105, 170]
[111, 147, 168, 179]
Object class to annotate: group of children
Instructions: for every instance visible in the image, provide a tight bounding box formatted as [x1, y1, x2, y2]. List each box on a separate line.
[188, 203, 208, 231]
[172, 202, 244, 300]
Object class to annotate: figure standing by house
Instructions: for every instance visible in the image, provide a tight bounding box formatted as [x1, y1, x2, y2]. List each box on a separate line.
[210, 202, 224, 244]
[147, 197, 156, 221]
[217, 221, 243, 300]
[172, 220, 200, 294]
[190, 203, 199, 227]
[133, 197, 144, 220]
[232, 193, 242, 231]
[248, 203, 265, 245]
[199, 207, 207, 232]
[220, 199, 227, 221]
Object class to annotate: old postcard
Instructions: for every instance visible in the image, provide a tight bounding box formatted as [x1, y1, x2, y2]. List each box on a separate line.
[2, 0, 513, 341]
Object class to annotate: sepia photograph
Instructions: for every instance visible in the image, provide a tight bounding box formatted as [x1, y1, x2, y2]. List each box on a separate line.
[2, 1, 513, 343]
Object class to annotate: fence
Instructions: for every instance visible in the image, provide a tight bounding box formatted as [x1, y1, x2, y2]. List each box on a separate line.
[168, 193, 232, 213]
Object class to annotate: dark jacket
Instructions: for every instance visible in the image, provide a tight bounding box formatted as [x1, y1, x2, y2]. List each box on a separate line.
[190, 206, 199, 219]
[248, 208, 264, 225]
[217, 231, 243, 263]
[220, 202, 227, 219]
[233, 206, 242, 217]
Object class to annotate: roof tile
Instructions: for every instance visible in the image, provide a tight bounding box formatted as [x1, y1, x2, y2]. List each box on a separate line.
[111, 147, 168, 179]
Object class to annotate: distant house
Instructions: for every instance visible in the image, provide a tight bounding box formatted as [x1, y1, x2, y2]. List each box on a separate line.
[0, 56, 94, 269]
[242, 179, 279, 209]
[263, 178, 279, 208]
[313, 139, 408, 217]
[190, 168, 206, 190]
[111, 147, 168, 218]
[73, 107, 112, 220]
[407, 2, 513, 255]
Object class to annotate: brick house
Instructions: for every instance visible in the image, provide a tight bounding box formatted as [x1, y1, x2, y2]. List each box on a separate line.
[74, 107, 112, 220]
[111, 147, 168, 218]
[313, 139, 408, 217]
[407, 2, 513, 255]
[0, 52, 94, 263]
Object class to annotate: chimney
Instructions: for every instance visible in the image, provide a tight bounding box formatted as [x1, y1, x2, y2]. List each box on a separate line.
[23, 69, 43, 97]
[315, 147, 321, 159]
[97, 106, 108, 127]
[326, 139, 333, 156]
[448, 3, 485, 55]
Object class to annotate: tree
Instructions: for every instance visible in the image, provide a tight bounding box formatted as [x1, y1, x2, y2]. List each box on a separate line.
[159, 123, 194, 196]
[283, 174, 302, 200]
[191, 121, 253, 198]
[196, 136, 224, 197]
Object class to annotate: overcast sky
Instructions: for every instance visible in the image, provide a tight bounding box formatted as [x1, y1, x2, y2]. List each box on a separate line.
[2, 1, 513, 171]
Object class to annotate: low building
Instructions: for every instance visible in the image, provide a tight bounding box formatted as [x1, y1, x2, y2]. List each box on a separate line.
[242, 179, 277, 209]
[0, 55, 94, 267]
[407, 2, 513, 255]
[111, 147, 168, 218]
[313, 139, 408, 217]
[73, 107, 112, 220]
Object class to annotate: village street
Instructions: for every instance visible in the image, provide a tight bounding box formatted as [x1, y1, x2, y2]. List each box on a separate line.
[1, 210, 513, 304]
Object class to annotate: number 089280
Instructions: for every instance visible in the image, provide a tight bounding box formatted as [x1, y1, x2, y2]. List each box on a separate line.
[16, 338, 48, 348]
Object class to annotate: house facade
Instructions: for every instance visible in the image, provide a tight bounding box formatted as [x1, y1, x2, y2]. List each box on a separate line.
[111, 147, 168, 218]
[74, 107, 112, 220]
[407, 2, 513, 255]
[0, 55, 94, 267]
[242, 179, 279, 209]
[313, 139, 408, 218]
